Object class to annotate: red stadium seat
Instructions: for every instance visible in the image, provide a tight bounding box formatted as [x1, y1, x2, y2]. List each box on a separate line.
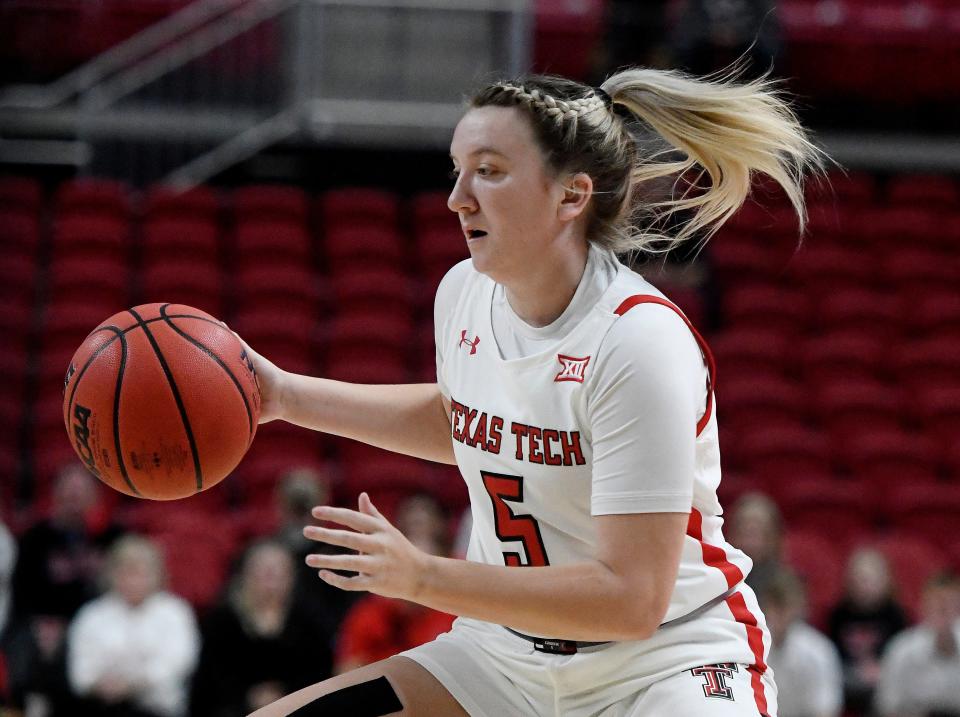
[55, 178, 131, 220]
[783, 530, 846, 628]
[142, 184, 220, 223]
[849, 206, 941, 251]
[891, 336, 960, 392]
[52, 213, 131, 260]
[710, 327, 795, 379]
[886, 174, 959, 209]
[233, 185, 310, 225]
[324, 354, 410, 385]
[230, 307, 317, 362]
[815, 170, 877, 206]
[843, 427, 940, 489]
[234, 264, 320, 315]
[788, 245, 880, 294]
[779, 478, 874, 549]
[0, 177, 43, 214]
[140, 262, 224, 317]
[884, 484, 960, 548]
[533, 0, 605, 80]
[738, 423, 833, 480]
[815, 287, 904, 339]
[716, 375, 808, 436]
[324, 226, 405, 271]
[0, 212, 42, 256]
[799, 331, 888, 385]
[47, 255, 130, 307]
[883, 248, 959, 296]
[722, 282, 812, 333]
[152, 519, 236, 610]
[142, 217, 219, 264]
[411, 191, 456, 234]
[329, 266, 415, 321]
[871, 533, 947, 621]
[813, 379, 905, 446]
[319, 188, 400, 230]
[414, 228, 470, 286]
[911, 384, 960, 459]
[233, 220, 312, 267]
[911, 289, 960, 340]
[708, 235, 784, 284]
[0, 253, 39, 312]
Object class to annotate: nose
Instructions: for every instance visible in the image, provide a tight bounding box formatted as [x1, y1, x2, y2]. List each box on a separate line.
[447, 174, 477, 215]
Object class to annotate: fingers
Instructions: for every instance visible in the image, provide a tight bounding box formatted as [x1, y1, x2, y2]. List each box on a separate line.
[302, 525, 378, 552]
[358, 491, 384, 518]
[316, 570, 369, 591]
[305, 552, 374, 572]
[311, 505, 382, 533]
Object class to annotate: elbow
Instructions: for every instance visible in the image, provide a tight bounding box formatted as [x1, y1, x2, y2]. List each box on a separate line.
[613, 593, 670, 641]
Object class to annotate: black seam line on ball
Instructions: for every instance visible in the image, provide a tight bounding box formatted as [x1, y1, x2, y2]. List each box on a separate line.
[111, 331, 140, 496]
[159, 303, 254, 440]
[128, 307, 204, 493]
[66, 327, 141, 497]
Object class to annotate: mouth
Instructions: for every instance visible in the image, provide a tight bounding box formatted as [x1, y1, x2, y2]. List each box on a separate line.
[466, 229, 488, 240]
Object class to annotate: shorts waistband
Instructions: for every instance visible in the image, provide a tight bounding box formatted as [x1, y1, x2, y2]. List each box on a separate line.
[500, 587, 739, 655]
[502, 627, 611, 655]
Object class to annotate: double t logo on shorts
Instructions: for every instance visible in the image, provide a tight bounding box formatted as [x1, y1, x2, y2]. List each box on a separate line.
[689, 663, 738, 701]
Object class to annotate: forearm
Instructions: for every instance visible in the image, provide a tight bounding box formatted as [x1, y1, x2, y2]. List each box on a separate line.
[280, 375, 455, 465]
[414, 557, 659, 642]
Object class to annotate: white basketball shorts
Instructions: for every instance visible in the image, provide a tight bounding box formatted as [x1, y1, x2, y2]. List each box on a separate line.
[400, 586, 778, 717]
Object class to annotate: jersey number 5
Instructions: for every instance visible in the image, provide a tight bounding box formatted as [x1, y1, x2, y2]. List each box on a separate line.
[481, 471, 550, 567]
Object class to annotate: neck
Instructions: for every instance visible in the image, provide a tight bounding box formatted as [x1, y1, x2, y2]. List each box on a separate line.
[503, 239, 590, 327]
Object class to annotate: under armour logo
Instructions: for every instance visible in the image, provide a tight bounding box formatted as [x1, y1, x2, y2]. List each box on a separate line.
[459, 330, 480, 355]
[690, 663, 738, 701]
[554, 354, 590, 383]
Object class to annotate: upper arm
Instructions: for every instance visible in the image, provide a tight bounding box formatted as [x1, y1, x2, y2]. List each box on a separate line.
[594, 512, 688, 633]
[588, 303, 706, 517]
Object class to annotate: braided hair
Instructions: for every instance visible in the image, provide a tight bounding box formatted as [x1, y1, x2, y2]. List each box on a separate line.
[469, 68, 827, 255]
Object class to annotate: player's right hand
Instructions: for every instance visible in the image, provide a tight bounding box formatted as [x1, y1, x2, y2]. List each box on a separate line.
[232, 332, 286, 424]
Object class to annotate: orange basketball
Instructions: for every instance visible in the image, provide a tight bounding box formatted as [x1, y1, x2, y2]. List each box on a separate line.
[62, 303, 261, 500]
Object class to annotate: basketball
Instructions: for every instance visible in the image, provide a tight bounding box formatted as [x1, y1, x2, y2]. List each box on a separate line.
[61, 303, 261, 500]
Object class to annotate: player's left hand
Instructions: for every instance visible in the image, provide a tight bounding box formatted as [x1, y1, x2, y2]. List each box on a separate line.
[303, 493, 431, 601]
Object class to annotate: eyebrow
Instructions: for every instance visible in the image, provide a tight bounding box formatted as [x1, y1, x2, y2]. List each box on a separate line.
[449, 147, 508, 160]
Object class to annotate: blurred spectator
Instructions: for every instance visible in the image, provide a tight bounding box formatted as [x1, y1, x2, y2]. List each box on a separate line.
[874, 571, 960, 717]
[66, 535, 199, 717]
[189, 539, 332, 717]
[272, 466, 356, 637]
[334, 493, 455, 673]
[667, 0, 781, 80]
[758, 569, 843, 717]
[729, 492, 783, 598]
[0, 519, 14, 640]
[828, 547, 908, 714]
[11, 463, 124, 621]
[5, 464, 124, 715]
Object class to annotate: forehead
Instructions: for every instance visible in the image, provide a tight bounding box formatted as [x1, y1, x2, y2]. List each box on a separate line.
[450, 105, 539, 161]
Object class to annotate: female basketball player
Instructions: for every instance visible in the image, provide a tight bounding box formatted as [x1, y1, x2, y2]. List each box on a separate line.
[242, 66, 826, 717]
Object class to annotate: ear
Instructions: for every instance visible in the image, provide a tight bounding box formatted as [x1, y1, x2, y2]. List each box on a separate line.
[557, 172, 593, 223]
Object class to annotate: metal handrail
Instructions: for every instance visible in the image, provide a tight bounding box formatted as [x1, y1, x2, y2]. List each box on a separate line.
[0, 0, 250, 109]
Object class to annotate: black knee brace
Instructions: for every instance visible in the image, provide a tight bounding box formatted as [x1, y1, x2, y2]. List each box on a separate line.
[289, 676, 404, 716]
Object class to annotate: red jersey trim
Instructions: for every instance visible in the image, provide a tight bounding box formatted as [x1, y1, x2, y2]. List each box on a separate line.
[613, 295, 717, 437]
[687, 509, 769, 715]
[686, 508, 744, 589]
[724, 591, 771, 717]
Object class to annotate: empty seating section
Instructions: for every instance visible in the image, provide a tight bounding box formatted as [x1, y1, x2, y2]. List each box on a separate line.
[709, 168, 960, 571]
[1, 168, 957, 607]
[780, 0, 960, 103]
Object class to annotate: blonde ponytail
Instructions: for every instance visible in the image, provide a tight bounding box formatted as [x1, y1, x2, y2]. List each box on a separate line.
[601, 65, 828, 252]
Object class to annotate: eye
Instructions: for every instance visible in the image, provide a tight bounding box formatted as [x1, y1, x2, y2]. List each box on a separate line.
[476, 166, 495, 177]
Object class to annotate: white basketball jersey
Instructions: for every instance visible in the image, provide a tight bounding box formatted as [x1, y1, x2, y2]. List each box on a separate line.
[439, 258, 753, 632]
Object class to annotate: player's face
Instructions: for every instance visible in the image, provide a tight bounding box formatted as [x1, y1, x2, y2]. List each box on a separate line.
[448, 106, 568, 280]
